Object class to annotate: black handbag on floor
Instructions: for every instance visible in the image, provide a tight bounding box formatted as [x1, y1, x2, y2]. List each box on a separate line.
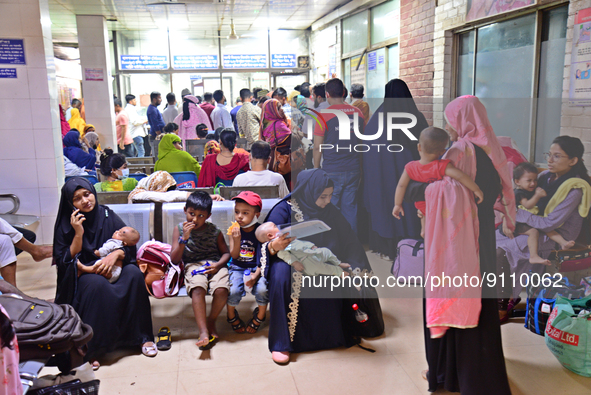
[28, 379, 100, 395]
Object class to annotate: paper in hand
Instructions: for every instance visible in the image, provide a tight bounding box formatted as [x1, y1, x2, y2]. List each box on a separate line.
[278, 220, 331, 239]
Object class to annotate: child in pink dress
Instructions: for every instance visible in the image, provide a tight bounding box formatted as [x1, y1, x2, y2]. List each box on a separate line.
[393, 126, 484, 237]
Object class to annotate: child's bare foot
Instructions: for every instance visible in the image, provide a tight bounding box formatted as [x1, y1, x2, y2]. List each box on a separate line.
[529, 255, 551, 265]
[195, 332, 209, 347]
[560, 240, 576, 250]
[31, 245, 52, 262]
[339, 263, 351, 270]
[206, 318, 219, 339]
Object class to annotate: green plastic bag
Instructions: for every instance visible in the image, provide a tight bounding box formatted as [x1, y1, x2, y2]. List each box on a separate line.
[545, 295, 591, 377]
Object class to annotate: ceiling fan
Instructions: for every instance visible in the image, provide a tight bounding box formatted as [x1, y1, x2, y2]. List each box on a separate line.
[146, 0, 187, 6]
[204, 19, 240, 40]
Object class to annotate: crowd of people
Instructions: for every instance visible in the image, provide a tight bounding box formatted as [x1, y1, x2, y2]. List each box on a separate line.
[2, 76, 590, 395]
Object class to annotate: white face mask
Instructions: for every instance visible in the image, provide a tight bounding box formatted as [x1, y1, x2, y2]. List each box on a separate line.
[240, 215, 260, 228]
[118, 168, 129, 180]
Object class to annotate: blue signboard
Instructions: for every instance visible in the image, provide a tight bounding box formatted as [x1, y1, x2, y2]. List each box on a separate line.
[378, 54, 385, 64]
[120, 55, 168, 70]
[0, 68, 17, 78]
[223, 54, 267, 69]
[368, 51, 377, 72]
[173, 55, 218, 69]
[271, 54, 296, 68]
[0, 39, 25, 65]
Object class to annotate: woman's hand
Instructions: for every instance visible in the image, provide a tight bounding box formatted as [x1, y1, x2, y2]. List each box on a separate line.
[502, 220, 514, 239]
[70, 209, 86, 235]
[95, 250, 121, 276]
[271, 233, 294, 253]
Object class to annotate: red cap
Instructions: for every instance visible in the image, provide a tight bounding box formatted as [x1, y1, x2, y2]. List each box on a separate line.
[232, 191, 262, 210]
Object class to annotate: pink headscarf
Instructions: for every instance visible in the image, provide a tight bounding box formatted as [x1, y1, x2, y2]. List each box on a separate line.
[59, 104, 70, 138]
[173, 95, 213, 145]
[444, 95, 516, 231]
[423, 96, 515, 339]
[259, 99, 291, 147]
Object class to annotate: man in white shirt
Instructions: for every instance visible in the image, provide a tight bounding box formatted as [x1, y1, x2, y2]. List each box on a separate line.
[232, 141, 289, 198]
[124, 94, 148, 157]
[162, 92, 179, 125]
[211, 89, 234, 130]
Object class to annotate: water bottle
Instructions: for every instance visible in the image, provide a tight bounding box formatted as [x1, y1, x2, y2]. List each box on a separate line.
[352, 304, 368, 323]
[244, 269, 253, 293]
[191, 262, 210, 276]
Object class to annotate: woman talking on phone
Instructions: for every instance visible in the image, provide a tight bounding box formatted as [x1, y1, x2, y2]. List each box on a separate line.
[53, 178, 156, 369]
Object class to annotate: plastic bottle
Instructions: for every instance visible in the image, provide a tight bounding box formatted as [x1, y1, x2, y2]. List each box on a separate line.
[244, 269, 253, 293]
[191, 262, 210, 276]
[352, 304, 368, 323]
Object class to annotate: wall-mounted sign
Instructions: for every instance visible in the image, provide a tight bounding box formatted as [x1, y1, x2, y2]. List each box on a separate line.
[0, 68, 17, 78]
[368, 51, 377, 72]
[0, 39, 25, 65]
[328, 45, 336, 76]
[120, 55, 168, 70]
[190, 74, 202, 84]
[173, 55, 218, 69]
[271, 54, 296, 68]
[569, 7, 591, 106]
[379, 54, 385, 64]
[84, 68, 104, 81]
[222, 54, 267, 69]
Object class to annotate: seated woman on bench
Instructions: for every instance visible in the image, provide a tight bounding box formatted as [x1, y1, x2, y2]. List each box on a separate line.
[94, 149, 138, 192]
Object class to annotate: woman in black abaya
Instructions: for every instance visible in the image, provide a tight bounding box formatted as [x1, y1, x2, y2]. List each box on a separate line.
[361, 79, 427, 257]
[53, 178, 155, 365]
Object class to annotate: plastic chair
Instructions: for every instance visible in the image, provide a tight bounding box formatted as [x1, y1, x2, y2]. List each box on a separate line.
[170, 172, 198, 189]
[129, 173, 148, 181]
[65, 175, 99, 184]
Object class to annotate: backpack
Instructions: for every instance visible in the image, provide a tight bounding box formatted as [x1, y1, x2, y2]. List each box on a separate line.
[0, 294, 93, 360]
[137, 240, 183, 298]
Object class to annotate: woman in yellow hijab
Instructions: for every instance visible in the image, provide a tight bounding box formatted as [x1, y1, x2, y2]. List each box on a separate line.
[154, 134, 201, 178]
[68, 108, 86, 134]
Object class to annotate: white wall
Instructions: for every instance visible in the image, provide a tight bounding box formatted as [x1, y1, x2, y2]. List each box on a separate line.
[0, 0, 63, 244]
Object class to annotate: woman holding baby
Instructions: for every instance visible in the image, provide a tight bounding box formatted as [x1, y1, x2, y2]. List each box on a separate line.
[53, 177, 156, 369]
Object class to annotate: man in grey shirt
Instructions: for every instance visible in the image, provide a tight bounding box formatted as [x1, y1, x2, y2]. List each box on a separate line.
[162, 92, 178, 125]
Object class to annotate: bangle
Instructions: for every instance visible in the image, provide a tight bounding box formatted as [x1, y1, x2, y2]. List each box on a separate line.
[269, 240, 277, 255]
[178, 236, 188, 245]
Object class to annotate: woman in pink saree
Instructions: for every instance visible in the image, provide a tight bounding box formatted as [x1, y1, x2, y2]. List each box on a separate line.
[173, 95, 213, 145]
[407, 96, 514, 394]
[259, 99, 291, 149]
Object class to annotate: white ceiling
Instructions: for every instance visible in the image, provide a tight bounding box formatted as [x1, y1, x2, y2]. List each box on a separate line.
[49, 0, 351, 43]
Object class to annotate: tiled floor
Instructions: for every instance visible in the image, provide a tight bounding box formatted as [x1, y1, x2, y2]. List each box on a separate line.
[16, 251, 591, 395]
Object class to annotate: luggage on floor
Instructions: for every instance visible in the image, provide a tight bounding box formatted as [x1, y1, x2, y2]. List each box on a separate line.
[525, 274, 585, 336]
[391, 239, 423, 284]
[545, 294, 591, 377]
[28, 379, 100, 395]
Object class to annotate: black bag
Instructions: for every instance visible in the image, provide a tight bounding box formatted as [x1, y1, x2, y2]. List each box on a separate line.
[0, 294, 93, 360]
[345, 285, 385, 339]
[524, 274, 585, 336]
[28, 379, 100, 395]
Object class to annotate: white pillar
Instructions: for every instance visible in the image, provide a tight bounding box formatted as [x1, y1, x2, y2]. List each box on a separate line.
[0, 0, 63, 244]
[76, 15, 116, 149]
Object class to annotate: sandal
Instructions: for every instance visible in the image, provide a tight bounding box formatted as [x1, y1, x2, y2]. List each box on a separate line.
[142, 342, 158, 357]
[246, 307, 266, 333]
[198, 335, 218, 351]
[91, 360, 100, 371]
[227, 311, 246, 334]
[156, 327, 172, 351]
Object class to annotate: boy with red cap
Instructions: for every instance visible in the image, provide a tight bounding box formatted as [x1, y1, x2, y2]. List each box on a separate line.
[226, 191, 268, 334]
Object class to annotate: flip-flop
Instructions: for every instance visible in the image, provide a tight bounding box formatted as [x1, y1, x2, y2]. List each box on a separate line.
[199, 335, 218, 351]
[156, 327, 172, 351]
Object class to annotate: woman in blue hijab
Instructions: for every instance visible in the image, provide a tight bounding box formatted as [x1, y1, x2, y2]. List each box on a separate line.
[63, 130, 97, 170]
[260, 169, 384, 364]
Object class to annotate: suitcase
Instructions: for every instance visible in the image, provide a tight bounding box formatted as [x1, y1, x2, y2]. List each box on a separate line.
[391, 239, 424, 284]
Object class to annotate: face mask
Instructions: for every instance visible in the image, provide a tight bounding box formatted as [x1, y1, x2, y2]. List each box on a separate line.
[118, 168, 129, 180]
[240, 215, 260, 229]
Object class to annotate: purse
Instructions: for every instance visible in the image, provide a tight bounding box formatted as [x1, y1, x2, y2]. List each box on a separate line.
[137, 240, 182, 298]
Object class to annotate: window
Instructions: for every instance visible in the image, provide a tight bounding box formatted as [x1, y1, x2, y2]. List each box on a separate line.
[342, 11, 368, 54]
[455, 6, 568, 162]
[371, 0, 400, 45]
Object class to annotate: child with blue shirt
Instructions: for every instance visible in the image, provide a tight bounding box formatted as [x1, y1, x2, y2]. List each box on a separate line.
[226, 191, 268, 334]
